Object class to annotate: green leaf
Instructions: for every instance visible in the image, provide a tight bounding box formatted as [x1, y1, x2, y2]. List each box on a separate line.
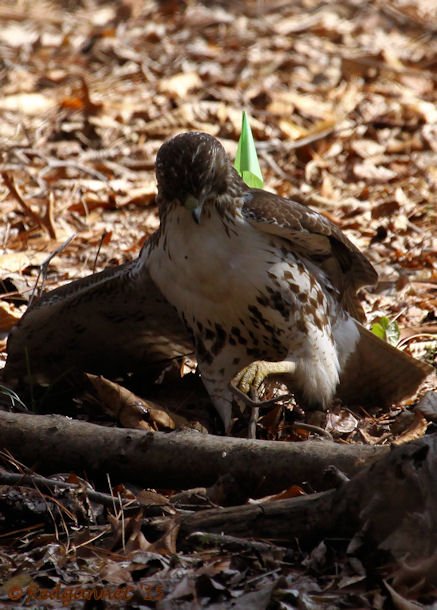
[371, 316, 400, 346]
[234, 111, 264, 188]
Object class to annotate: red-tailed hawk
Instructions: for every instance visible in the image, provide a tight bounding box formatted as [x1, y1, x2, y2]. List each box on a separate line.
[146, 131, 431, 433]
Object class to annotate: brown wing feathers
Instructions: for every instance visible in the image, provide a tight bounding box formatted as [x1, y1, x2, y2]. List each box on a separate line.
[243, 189, 377, 321]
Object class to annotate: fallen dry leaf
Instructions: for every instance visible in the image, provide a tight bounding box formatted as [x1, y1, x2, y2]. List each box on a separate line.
[353, 161, 398, 183]
[0, 92, 56, 115]
[86, 373, 188, 430]
[351, 139, 386, 158]
[0, 252, 48, 274]
[0, 300, 24, 332]
[391, 412, 428, 446]
[159, 72, 202, 99]
[415, 391, 437, 423]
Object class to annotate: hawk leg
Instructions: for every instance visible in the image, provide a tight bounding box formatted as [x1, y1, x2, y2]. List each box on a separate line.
[231, 360, 296, 402]
[230, 360, 296, 438]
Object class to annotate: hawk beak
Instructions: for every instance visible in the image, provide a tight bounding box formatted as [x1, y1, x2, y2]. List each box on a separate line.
[184, 194, 203, 224]
[192, 205, 202, 224]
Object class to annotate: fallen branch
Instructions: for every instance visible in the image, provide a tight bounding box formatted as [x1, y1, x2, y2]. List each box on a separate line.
[179, 435, 437, 580]
[0, 469, 120, 509]
[0, 411, 386, 496]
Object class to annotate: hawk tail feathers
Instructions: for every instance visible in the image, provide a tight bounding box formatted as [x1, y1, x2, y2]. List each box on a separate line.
[337, 324, 433, 407]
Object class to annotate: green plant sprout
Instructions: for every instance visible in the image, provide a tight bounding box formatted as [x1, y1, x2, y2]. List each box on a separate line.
[371, 316, 400, 346]
[234, 111, 264, 188]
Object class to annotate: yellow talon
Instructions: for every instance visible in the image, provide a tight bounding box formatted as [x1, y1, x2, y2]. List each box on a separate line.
[235, 361, 268, 395]
[230, 360, 297, 406]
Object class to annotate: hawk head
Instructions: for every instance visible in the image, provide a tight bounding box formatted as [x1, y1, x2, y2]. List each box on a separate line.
[155, 131, 245, 222]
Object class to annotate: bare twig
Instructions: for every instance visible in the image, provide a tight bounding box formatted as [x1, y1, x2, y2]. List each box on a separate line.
[92, 231, 108, 273]
[0, 469, 129, 509]
[38, 159, 109, 183]
[1, 172, 54, 236]
[29, 234, 76, 306]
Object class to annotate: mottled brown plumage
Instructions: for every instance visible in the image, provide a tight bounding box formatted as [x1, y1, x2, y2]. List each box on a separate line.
[4, 261, 192, 386]
[241, 189, 377, 323]
[147, 131, 432, 432]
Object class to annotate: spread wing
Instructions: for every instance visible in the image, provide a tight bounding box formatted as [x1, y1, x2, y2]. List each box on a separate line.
[242, 189, 378, 322]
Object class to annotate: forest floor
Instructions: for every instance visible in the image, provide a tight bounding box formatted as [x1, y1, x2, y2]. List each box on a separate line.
[0, 0, 436, 608]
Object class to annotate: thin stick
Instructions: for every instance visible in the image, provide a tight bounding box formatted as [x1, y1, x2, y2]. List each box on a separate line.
[29, 234, 76, 306]
[0, 470, 132, 509]
[92, 231, 108, 273]
[2, 172, 48, 233]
